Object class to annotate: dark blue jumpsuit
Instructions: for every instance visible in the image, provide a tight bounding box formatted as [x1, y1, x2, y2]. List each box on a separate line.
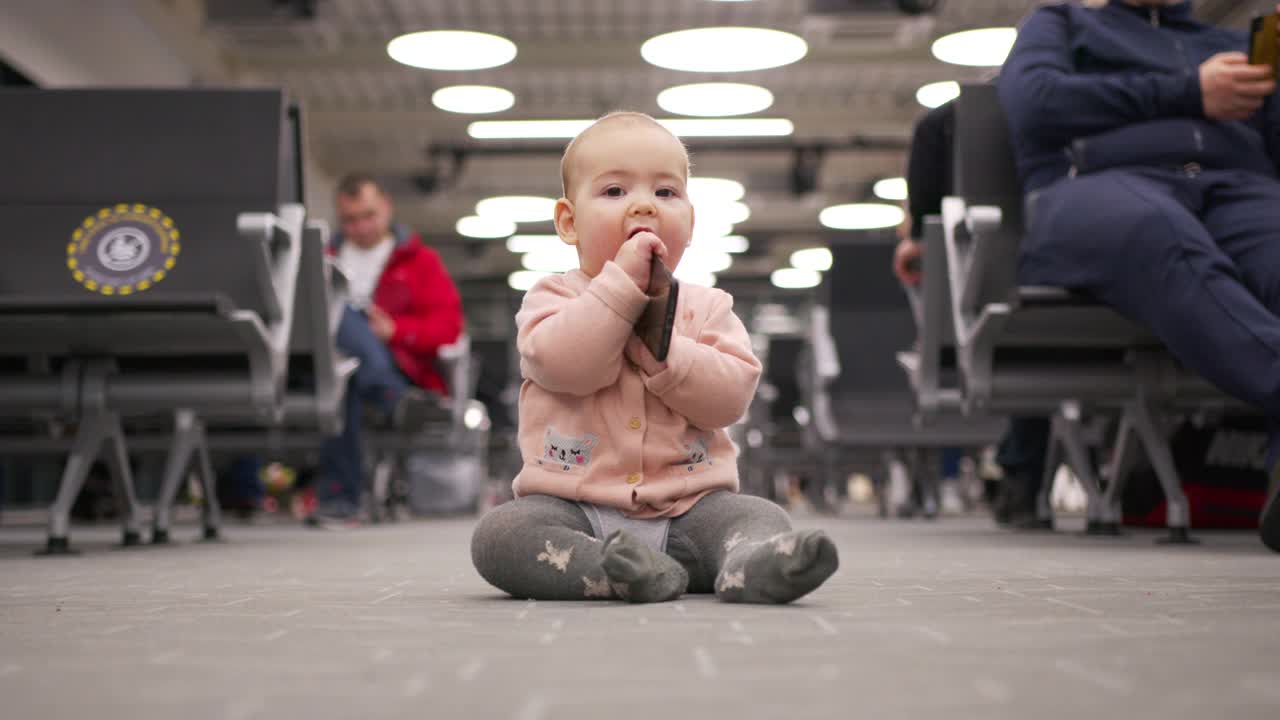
[998, 1, 1280, 435]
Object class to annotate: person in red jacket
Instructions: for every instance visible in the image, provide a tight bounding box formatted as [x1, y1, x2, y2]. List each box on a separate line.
[312, 173, 464, 524]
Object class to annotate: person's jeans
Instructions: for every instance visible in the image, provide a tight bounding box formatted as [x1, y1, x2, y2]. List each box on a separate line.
[995, 416, 1051, 512]
[317, 305, 412, 515]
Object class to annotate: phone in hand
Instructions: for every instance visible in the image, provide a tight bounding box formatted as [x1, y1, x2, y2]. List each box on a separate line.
[1250, 14, 1278, 74]
[634, 255, 679, 362]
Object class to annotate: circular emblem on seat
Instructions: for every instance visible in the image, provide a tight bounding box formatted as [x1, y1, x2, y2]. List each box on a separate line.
[66, 203, 181, 295]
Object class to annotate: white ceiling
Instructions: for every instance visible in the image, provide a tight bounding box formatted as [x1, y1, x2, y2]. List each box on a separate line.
[197, 0, 1041, 283]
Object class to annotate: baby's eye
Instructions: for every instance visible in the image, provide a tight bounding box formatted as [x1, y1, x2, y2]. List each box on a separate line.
[603, 186, 624, 197]
[656, 188, 678, 198]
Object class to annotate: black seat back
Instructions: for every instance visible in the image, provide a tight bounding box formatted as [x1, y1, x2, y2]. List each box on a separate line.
[824, 241, 916, 409]
[0, 89, 297, 319]
[953, 83, 1025, 308]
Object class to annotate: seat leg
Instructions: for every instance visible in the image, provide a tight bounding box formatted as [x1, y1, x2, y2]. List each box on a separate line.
[193, 423, 221, 541]
[1100, 412, 1141, 529]
[101, 412, 144, 547]
[1054, 406, 1114, 536]
[38, 416, 108, 555]
[1035, 417, 1067, 529]
[153, 409, 198, 544]
[1129, 401, 1198, 545]
[370, 453, 393, 523]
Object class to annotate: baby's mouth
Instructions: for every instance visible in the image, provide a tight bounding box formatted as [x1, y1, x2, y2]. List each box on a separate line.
[628, 227, 654, 239]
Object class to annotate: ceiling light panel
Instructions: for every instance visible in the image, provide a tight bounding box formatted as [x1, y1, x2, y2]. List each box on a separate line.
[387, 30, 517, 71]
[432, 85, 515, 114]
[819, 203, 905, 230]
[931, 28, 1016, 67]
[475, 196, 557, 223]
[658, 83, 774, 117]
[642, 27, 808, 72]
[915, 81, 959, 109]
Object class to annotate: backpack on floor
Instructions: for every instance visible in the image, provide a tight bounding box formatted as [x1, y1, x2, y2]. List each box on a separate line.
[1122, 414, 1268, 529]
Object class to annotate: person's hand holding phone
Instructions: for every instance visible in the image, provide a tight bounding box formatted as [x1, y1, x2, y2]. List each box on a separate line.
[1200, 52, 1275, 121]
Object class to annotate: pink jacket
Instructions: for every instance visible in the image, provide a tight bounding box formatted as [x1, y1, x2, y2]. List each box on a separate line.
[513, 261, 763, 518]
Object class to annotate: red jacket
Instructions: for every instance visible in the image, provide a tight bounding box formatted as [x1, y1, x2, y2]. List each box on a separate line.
[330, 224, 464, 395]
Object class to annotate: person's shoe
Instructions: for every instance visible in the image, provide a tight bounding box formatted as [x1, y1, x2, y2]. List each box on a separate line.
[1261, 461, 1280, 553]
[304, 500, 361, 530]
[390, 388, 433, 433]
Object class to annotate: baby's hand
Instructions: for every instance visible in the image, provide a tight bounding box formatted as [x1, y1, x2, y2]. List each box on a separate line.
[625, 335, 667, 376]
[615, 231, 666, 290]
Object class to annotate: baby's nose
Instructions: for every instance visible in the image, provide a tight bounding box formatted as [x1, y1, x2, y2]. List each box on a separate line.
[629, 197, 656, 214]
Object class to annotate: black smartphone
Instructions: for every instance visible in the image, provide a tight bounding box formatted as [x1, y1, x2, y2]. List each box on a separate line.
[635, 256, 679, 362]
[1250, 14, 1278, 74]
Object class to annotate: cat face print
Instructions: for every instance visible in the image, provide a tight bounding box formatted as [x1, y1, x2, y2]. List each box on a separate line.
[542, 427, 599, 470]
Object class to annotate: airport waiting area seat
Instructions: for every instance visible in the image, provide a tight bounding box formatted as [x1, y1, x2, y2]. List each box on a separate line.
[806, 241, 1005, 515]
[939, 83, 1253, 541]
[366, 332, 490, 521]
[738, 330, 819, 503]
[0, 88, 322, 552]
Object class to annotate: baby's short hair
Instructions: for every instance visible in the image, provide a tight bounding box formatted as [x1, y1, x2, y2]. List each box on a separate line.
[559, 111, 690, 197]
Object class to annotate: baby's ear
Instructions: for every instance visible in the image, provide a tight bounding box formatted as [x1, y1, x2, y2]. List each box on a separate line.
[554, 198, 578, 247]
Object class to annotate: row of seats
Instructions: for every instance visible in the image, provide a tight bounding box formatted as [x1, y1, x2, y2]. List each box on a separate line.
[910, 84, 1250, 541]
[0, 88, 483, 552]
[741, 83, 1256, 543]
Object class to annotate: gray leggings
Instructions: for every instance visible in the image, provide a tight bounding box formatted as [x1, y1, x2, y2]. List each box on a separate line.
[470, 491, 793, 600]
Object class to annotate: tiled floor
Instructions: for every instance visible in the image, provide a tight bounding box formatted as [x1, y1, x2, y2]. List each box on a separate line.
[1, 509, 1278, 720]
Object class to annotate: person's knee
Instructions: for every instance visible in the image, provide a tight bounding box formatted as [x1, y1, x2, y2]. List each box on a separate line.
[470, 503, 514, 579]
[705, 491, 791, 527]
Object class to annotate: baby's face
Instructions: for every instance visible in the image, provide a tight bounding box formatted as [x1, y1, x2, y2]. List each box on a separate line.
[560, 121, 693, 278]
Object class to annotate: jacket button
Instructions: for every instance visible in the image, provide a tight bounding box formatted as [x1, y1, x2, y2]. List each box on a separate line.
[626, 472, 641, 484]
[627, 417, 642, 430]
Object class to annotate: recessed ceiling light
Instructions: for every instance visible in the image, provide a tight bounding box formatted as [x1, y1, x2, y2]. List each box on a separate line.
[695, 201, 751, 226]
[819, 203, 905, 230]
[688, 177, 746, 204]
[680, 247, 734, 274]
[691, 235, 749, 254]
[475, 196, 556, 223]
[673, 268, 718, 287]
[387, 30, 517, 71]
[508, 270, 549, 291]
[432, 85, 515, 114]
[658, 83, 774, 117]
[915, 81, 960, 109]
[790, 247, 833, 272]
[661, 118, 793, 137]
[468, 120, 594, 139]
[522, 245, 580, 273]
[468, 118, 791, 139]
[641, 27, 808, 72]
[873, 177, 908, 201]
[692, 217, 735, 241]
[506, 234, 561, 253]
[771, 268, 822, 289]
[931, 27, 1016, 67]
[456, 215, 516, 238]
[718, 235, 750, 253]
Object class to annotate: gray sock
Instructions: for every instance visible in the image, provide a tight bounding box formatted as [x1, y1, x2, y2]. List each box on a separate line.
[601, 530, 688, 603]
[714, 530, 839, 604]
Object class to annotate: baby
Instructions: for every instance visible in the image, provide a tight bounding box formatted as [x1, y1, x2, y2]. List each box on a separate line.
[470, 112, 838, 603]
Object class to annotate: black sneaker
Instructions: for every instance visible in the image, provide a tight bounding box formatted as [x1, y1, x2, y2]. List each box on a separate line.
[1261, 463, 1280, 553]
[390, 388, 433, 433]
